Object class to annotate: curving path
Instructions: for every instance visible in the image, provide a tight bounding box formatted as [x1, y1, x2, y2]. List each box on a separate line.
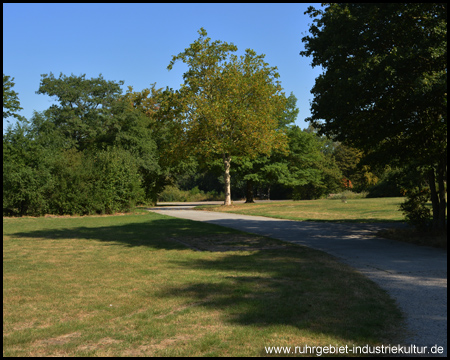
[148, 202, 447, 357]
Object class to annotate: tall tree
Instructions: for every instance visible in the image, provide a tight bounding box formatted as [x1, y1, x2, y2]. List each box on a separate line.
[116, 85, 198, 204]
[3, 74, 23, 121]
[234, 91, 300, 203]
[36, 72, 124, 150]
[168, 28, 288, 205]
[277, 92, 300, 129]
[301, 3, 447, 232]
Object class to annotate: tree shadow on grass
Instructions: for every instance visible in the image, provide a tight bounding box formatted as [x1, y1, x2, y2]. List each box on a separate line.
[8, 216, 244, 250]
[155, 247, 405, 348]
[8, 215, 406, 348]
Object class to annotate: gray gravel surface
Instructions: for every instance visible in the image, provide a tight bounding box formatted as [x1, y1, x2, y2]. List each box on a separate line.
[148, 203, 447, 357]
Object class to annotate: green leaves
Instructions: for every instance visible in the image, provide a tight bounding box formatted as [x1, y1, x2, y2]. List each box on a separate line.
[301, 3, 447, 232]
[301, 4, 447, 153]
[171, 33, 287, 159]
[36, 72, 124, 150]
[168, 28, 288, 204]
[3, 74, 23, 121]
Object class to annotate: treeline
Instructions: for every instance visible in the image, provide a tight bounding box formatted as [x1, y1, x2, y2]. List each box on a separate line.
[3, 73, 179, 215]
[3, 72, 410, 216]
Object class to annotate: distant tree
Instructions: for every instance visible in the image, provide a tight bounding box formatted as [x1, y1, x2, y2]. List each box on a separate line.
[333, 144, 362, 181]
[36, 72, 124, 151]
[3, 118, 53, 215]
[277, 92, 300, 129]
[301, 3, 447, 232]
[234, 91, 300, 203]
[168, 28, 288, 205]
[285, 126, 340, 200]
[3, 114, 144, 216]
[3, 74, 23, 121]
[116, 85, 198, 204]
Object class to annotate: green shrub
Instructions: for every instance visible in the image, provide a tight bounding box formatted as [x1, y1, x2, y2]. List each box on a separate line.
[4, 146, 145, 216]
[399, 188, 432, 232]
[3, 161, 53, 216]
[158, 186, 224, 202]
[328, 190, 368, 201]
[366, 167, 413, 198]
[89, 148, 144, 214]
[158, 185, 189, 202]
[3, 135, 56, 216]
[292, 183, 328, 200]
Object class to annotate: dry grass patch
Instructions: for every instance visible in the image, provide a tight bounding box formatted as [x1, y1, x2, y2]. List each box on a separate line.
[197, 198, 406, 222]
[377, 227, 447, 249]
[3, 211, 406, 357]
[169, 234, 289, 252]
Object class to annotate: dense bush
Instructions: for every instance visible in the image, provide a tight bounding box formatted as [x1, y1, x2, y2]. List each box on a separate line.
[292, 183, 327, 200]
[89, 148, 144, 214]
[158, 185, 224, 202]
[327, 190, 368, 201]
[399, 188, 432, 232]
[3, 145, 144, 216]
[366, 167, 405, 198]
[3, 158, 53, 216]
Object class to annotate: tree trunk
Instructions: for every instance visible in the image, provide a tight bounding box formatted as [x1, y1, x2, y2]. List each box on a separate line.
[429, 160, 447, 234]
[223, 154, 232, 206]
[429, 169, 440, 229]
[437, 159, 447, 234]
[245, 179, 255, 203]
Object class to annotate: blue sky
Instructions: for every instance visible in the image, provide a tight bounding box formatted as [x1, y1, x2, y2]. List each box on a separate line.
[3, 3, 323, 133]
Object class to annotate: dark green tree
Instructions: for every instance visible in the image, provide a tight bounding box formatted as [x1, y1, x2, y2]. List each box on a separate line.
[285, 126, 341, 200]
[3, 118, 53, 215]
[277, 92, 300, 129]
[234, 91, 300, 202]
[36, 72, 124, 151]
[116, 85, 197, 204]
[3, 74, 23, 121]
[301, 3, 447, 232]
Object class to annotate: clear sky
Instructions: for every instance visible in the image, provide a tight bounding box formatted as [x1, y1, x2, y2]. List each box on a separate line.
[3, 3, 323, 133]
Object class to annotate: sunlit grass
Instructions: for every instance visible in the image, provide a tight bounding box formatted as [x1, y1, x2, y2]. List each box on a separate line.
[196, 198, 447, 248]
[3, 211, 405, 356]
[196, 198, 406, 223]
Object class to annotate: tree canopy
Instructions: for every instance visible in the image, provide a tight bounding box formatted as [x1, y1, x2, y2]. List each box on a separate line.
[36, 72, 125, 150]
[3, 74, 23, 121]
[301, 3, 447, 232]
[168, 28, 288, 205]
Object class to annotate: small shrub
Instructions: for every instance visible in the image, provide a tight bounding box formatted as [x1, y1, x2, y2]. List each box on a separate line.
[205, 190, 225, 201]
[158, 186, 224, 202]
[328, 190, 368, 201]
[399, 188, 432, 232]
[292, 184, 328, 200]
[366, 168, 400, 198]
[158, 186, 189, 202]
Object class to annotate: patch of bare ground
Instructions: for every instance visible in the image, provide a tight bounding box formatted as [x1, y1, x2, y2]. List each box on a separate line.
[155, 300, 210, 319]
[77, 337, 123, 352]
[377, 228, 447, 249]
[43, 213, 130, 218]
[122, 334, 199, 357]
[169, 234, 289, 252]
[33, 332, 82, 346]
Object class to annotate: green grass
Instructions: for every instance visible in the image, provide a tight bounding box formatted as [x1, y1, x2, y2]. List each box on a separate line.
[196, 198, 406, 223]
[195, 198, 447, 249]
[3, 211, 405, 356]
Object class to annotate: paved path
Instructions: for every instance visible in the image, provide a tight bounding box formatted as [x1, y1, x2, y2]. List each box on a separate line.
[148, 203, 447, 357]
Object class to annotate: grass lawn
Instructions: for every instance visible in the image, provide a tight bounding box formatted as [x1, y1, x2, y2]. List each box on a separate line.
[195, 197, 447, 249]
[3, 210, 405, 356]
[196, 198, 406, 223]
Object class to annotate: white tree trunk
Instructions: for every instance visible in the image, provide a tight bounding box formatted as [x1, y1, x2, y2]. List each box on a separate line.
[223, 154, 232, 206]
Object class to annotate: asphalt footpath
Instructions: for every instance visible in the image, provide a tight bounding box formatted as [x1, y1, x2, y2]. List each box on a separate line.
[148, 202, 447, 357]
